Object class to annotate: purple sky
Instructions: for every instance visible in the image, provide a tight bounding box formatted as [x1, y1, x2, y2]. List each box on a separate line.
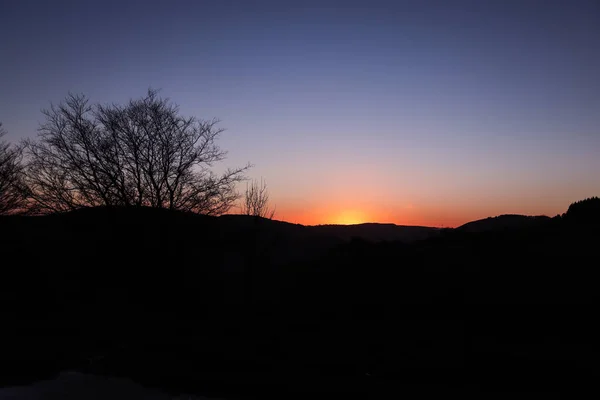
[1, 0, 599, 226]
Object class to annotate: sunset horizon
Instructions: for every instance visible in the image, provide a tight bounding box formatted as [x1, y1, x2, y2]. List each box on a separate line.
[259, 190, 586, 227]
[237, 202, 571, 228]
[2, 0, 598, 227]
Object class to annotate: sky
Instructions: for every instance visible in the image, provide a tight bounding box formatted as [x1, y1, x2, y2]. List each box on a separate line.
[1, 0, 599, 227]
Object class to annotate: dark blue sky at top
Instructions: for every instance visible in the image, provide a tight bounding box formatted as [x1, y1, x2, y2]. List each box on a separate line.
[1, 0, 599, 224]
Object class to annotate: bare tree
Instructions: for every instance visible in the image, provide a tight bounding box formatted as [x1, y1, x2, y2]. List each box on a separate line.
[23, 90, 250, 214]
[0, 123, 26, 215]
[242, 178, 276, 219]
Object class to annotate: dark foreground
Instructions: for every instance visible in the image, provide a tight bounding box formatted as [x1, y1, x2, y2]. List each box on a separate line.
[1, 202, 599, 398]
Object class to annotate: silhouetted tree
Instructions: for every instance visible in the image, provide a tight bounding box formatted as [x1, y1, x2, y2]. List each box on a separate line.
[23, 90, 250, 214]
[242, 178, 275, 219]
[0, 123, 26, 215]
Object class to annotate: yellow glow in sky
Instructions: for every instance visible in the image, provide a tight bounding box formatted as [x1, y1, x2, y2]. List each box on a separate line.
[331, 209, 367, 225]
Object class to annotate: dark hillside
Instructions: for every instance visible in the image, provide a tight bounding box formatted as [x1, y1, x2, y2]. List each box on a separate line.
[1, 203, 599, 398]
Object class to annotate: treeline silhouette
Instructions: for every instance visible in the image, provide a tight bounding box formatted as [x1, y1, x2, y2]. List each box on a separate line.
[564, 196, 600, 223]
[1, 197, 599, 398]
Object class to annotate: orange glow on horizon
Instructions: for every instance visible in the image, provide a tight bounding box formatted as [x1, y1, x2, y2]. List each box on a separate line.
[330, 209, 368, 225]
[270, 201, 563, 228]
[274, 205, 456, 227]
[266, 184, 576, 228]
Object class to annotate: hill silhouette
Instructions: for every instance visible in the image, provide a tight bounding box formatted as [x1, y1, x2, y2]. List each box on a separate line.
[456, 214, 551, 233]
[218, 214, 440, 242]
[308, 222, 439, 242]
[564, 196, 600, 224]
[1, 201, 599, 398]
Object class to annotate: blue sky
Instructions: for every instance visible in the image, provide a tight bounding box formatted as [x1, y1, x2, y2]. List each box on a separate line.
[1, 0, 599, 225]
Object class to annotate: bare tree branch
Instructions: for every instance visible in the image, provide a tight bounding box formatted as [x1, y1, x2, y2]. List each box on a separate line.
[242, 178, 276, 219]
[22, 90, 250, 214]
[0, 123, 27, 215]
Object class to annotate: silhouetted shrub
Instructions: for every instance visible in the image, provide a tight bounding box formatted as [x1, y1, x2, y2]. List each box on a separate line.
[241, 177, 275, 219]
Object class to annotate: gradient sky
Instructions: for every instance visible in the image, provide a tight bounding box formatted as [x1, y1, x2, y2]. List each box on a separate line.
[1, 0, 599, 227]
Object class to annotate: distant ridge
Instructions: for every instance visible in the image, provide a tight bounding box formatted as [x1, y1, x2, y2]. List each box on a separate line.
[457, 214, 550, 233]
[221, 215, 441, 242]
[308, 222, 439, 242]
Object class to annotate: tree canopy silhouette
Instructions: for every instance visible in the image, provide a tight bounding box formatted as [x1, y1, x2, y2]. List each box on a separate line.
[0, 123, 26, 215]
[23, 90, 250, 214]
